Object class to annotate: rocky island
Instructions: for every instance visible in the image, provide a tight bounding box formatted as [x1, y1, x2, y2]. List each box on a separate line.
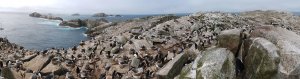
[72, 13, 80, 16]
[29, 12, 63, 21]
[2, 10, 300, 79]
[92, 13, 108, 17]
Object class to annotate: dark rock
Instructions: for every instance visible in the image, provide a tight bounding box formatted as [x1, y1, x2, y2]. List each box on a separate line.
[92, 13, 108, 17]
[29, 12, 42, 17]
[59, 19, 85, 28]
[156, 52, 189, 79]
[115, 15, 122, 17]
[29, 12, 63, 21]
[71, 13, 80, 16]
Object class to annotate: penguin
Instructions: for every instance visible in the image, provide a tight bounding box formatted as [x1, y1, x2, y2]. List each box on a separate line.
[99, 73, 106, 79]
[112, 70, 122, 79]
[66, 72, 75, 79]
[44, 71, 54, 79]
[76, 67, 80, 77]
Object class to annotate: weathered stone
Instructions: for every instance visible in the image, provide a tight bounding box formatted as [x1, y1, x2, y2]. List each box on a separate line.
[130, 57, 140, 68]
[116, 35, 128, 45]
[196, 48, 235, 79]
[218, 29, 241, 53]
[41, 62, 68, 75]
[250, 26, 300, 78]
[190, 23, 201, 32]
[23, 55, 53, 72]
[20, 54, 37, 62]
[243, 37, 280, 79]
[132, 39, 153, 51]
[110, 46, 120, 54]
[2, 68, 16, 79]
[156, 52, 189, 79]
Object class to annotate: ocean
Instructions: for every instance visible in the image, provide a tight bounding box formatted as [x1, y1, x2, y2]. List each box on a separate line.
[0, 12, 189, 50]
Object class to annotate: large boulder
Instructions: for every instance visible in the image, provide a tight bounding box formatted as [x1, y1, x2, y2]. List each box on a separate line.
[41, 62, 69, 75]
[196, 48, 235, 79]
[250, 26, 300, 78]
[218, 29, 242, 54]
[115, 35, 128, 45]
[156, 52, 189, 79]
[243, 37, 280, 79]
[23, 55, 54, 72]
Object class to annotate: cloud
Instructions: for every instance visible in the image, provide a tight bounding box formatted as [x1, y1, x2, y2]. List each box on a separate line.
[0, 0, 299, 14]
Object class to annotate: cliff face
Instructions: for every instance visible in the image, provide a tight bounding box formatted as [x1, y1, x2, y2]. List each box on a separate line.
[2, 10, 300, 79]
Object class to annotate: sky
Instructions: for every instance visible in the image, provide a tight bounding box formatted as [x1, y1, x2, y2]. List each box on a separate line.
[0, 0, 299, 14]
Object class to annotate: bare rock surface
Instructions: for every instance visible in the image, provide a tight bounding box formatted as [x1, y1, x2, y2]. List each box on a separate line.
[2, 10, 300, 79]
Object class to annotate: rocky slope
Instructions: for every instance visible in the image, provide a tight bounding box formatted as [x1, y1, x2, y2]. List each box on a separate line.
[2, 10, 300, 79]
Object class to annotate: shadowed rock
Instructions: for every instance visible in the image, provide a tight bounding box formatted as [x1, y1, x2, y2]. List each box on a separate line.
[156, 52, 189, 79]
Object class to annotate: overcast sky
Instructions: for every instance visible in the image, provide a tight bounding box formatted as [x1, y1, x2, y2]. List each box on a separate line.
[0, 0, 299, 14]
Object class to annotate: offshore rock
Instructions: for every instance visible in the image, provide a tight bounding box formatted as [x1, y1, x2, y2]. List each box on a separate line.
[59, 19, 86, 28]
[92, 13, 108, 17]
[29, 12, 63, 21]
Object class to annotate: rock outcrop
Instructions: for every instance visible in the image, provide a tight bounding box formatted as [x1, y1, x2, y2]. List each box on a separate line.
[3, 10, 300, 79]
[59, 19, 86, 28]
[29, 12, 63, 21]
[59, 18, 108, 28]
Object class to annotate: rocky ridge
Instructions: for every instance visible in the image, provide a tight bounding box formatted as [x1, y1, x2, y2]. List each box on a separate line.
[2, 10, 300, 79]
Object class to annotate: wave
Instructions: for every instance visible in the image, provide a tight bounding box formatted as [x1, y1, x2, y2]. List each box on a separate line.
[58, 26, 87, 30]
[38, 21, 60, 26]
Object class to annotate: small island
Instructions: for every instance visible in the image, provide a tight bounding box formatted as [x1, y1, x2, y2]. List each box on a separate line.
[71, 13, 80, 16]
[92, 13, 108, 17]
[92, 13, 122, 17]
[29, 12, 63, 21]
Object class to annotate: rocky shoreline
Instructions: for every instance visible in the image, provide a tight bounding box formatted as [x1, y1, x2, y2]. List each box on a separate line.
[2, 10, 300, 79]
